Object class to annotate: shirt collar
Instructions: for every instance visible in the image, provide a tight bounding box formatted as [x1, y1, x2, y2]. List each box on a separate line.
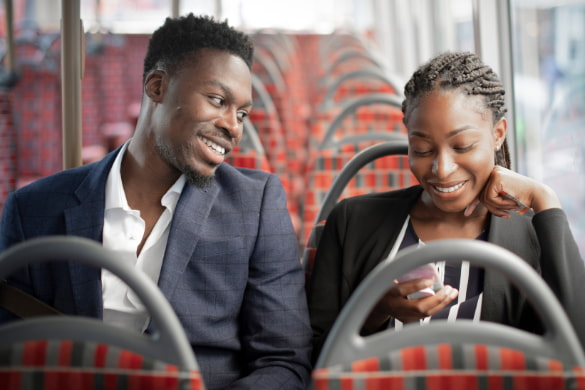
[105, 141, 186, 212]
[161, 174, 186, 213]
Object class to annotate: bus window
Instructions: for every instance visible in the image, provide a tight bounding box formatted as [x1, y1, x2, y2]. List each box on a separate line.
[511, 0, 585, 257]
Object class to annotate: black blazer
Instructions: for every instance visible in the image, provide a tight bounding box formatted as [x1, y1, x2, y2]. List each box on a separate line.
[308, 185, 585, 362]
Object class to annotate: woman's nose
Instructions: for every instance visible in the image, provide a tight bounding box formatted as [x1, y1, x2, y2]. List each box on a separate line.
[432, 151, 456, 178]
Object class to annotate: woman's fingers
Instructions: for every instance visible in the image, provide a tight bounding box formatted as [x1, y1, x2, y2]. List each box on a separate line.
[477, 167, 535, 217]
[388, 281, 459, 323]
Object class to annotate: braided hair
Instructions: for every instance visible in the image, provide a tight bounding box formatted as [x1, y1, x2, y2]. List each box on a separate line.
[142, 13, 254, 84]
[402, 52, 510, 168]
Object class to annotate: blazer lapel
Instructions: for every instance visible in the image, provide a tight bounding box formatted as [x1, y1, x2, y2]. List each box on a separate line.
[482, 211, 539, 323]
[63, 150, 118, 318]
[371, 187, 422, 263]
[157, 182, 220, 302]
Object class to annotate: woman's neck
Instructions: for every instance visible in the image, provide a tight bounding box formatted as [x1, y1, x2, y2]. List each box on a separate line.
[409, 194, 490, 241]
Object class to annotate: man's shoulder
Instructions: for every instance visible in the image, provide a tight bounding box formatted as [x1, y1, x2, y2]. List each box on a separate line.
[216, 163, 277, 187]
[9, 152, 115, 203]
[13, 163, 97, 197]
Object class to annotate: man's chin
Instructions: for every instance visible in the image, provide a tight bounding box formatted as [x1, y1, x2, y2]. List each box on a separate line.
[184, 170, 215, 188]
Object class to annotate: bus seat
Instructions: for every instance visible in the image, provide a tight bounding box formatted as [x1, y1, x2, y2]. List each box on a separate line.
[0, 339, 204, 390]
[311, 239, 585, 389]
[224, 119, 272, 173]
[0, 236, 204, 390]
[0, 91, 17, 212]
[320, 68, 400, 111]
[313, 93, 405, 152]
[302, 140, 413, 282]
[302, 135, 410, 245]
[312, 352, 585, 390]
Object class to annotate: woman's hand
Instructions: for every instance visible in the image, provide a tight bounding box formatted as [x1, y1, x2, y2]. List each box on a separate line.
[363, 278, 458, 333]
[465, 166, 562, 217]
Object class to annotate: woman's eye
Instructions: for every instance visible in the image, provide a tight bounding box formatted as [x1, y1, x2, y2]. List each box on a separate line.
[454, 144, 474, 152]
[412, 149, 432, 157]
[410, 143, 432, 156]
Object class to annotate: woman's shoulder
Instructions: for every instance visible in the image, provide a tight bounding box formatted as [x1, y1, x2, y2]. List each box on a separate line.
[329, 186, 422, 223]
[341, 185, 422, 205]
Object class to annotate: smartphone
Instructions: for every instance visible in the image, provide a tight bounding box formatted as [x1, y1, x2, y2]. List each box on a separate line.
[395, 263, 443, 299]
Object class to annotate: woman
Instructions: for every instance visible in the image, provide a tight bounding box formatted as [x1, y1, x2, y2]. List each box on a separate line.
[307, 51, 585, 364]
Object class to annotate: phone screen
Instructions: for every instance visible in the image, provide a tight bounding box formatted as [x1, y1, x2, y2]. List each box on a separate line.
[395, 263, 443, 299]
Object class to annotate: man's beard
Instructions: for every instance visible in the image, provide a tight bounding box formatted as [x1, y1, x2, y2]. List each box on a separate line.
[155, 141, 215, 189]
[184, 169, 215, 188]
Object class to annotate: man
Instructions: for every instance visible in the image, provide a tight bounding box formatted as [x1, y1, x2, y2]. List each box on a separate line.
[0, 14, 312, 389]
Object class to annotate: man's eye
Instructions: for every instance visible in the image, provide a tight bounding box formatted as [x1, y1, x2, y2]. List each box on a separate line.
[211, 96, 224, 105]
[237, 111, 248, 121]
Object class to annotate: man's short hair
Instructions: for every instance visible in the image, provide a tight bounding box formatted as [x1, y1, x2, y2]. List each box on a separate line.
[142, 13, 254, 83]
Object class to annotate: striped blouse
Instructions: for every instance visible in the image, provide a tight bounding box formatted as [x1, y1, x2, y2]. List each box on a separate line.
[389, 216, 486, 330]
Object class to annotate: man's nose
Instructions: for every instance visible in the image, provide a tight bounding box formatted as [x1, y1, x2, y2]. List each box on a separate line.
[216, 108, 242, 141]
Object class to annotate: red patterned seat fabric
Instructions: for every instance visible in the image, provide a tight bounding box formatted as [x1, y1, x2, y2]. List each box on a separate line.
[311, 343, 585, 390]
[0, 340, 204, 390]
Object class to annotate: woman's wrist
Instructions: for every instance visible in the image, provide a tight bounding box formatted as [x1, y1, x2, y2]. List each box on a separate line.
[531, 184, 562, 213]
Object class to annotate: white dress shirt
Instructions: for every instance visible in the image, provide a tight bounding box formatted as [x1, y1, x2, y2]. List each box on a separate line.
[102, 141, 185, 332]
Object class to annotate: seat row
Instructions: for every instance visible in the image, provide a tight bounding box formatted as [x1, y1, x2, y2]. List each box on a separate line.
[2, 235, 585, 390]
[244, 32, 416, 247]
[0, 29, 412, 251]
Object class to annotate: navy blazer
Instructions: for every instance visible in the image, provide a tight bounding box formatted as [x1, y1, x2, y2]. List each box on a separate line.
[0, 148, 312, 390]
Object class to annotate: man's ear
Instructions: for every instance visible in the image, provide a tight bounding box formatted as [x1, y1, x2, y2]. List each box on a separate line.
[144, 70, 166, 103]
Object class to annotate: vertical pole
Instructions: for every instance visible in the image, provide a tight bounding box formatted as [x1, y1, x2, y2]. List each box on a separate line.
[4, 0, 16, 74]
[473, 0, 517, 170]
[171, 0, 180, 18]
[495, 0, 518, 171]
[61, 0, 83, 169]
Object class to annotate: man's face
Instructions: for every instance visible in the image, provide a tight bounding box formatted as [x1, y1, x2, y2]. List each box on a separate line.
[150, 48, 252, 187]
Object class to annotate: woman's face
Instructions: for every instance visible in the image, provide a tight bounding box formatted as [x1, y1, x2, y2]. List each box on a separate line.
[405, 89, 506, 214]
